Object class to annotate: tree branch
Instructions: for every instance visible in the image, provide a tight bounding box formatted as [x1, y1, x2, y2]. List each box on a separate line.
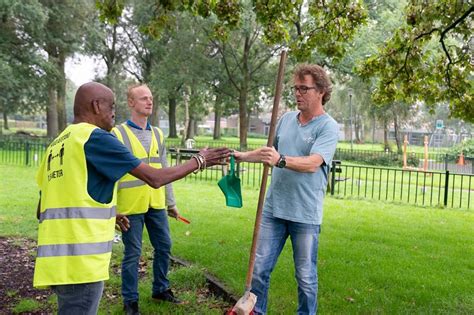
[439, 6, 474, 89]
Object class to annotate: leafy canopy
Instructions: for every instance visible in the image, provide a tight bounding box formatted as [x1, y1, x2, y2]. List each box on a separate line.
[96, 0, 367, 61]
[358, 1, 473, 122]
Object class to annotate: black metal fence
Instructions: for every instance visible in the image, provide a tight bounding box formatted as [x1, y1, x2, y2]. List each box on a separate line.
[335, 148, 474, 174]
[329, 161, 473, 209]
[0, 139, 48, 167]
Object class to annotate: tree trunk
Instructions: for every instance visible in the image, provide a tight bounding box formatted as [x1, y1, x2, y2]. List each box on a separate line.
[182, 88, 189, 145]
[187, 117, 195, 139]
[372, 116, 376, 144]
[355, 113, 362, 143]
[3, 112, 9, 130]
[238, 89, 248, 150]
[383, 119, 390, 151]
[213, 106, 221, 140]
[393, 114, 402, 153]
[57, 52, 67, 132]
[168, 96, 177, 138]
[47, 86, 59, 137]
[238, 35, 251, 151]
[150, 91, 159, 127]
[150, 107, 159, 127]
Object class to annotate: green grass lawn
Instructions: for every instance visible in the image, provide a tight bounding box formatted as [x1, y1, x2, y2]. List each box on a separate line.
[0, 165, 473, 314]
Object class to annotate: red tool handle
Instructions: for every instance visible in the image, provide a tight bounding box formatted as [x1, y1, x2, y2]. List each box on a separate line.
[177, 215, 191, 224]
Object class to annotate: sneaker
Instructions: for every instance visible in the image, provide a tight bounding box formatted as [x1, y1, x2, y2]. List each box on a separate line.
[152, 289, 184, 304]
[123, 301, 139, 315]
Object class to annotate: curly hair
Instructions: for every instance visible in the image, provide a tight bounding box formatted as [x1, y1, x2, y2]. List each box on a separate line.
[294, 64, 332, 105]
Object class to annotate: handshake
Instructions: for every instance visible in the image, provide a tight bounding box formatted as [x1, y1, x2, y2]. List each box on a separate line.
[190, 147, 232, 172]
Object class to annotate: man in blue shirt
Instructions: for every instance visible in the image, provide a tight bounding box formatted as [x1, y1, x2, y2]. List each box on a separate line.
[235, 64, 339, 315]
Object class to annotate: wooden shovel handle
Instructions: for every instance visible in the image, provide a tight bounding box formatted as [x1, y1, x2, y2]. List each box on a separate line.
[245, 50, 287, 290]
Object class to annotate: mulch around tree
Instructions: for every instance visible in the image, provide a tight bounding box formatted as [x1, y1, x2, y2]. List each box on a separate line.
[0, 237, 53, 314]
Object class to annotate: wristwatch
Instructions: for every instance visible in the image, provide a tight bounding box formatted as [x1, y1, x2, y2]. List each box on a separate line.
[276, 154, 286, 168]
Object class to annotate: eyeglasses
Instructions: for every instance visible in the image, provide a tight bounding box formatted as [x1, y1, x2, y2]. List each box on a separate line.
[292, 85, 318, 95]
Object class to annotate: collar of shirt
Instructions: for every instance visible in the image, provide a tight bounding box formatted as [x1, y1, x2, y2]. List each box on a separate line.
[296, 112, 326, 127]
[126, 119, 151, 131]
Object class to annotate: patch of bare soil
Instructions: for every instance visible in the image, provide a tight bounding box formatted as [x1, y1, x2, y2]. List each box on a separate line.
[0, 237, 53, 314]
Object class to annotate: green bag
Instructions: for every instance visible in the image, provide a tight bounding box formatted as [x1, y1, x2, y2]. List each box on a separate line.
[218, 155, 243, 208]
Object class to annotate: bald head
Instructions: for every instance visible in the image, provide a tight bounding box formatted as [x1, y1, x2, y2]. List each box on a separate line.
[74, 82, 113, 116]
[73, 82, 116, 131]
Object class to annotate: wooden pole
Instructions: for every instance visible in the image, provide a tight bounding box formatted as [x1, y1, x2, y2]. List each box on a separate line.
[244, 50, 287, 291]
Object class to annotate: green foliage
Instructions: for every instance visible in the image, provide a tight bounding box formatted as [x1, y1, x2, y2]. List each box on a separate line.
[358, 1, 474, 122]
[132, 0, 242, 39]
[446, 139, 474, 162]
[0, 0, 49, 118]
[95, 0, 124, 24]
[336, 151, 418, 167]
[96, 1, 367, 61]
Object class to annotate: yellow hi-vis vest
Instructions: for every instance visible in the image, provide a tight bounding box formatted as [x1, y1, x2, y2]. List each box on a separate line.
[112, 123, 166, 215]
[33, 123, 117, 288]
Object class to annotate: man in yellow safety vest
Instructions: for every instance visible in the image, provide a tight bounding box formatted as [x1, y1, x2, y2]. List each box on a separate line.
[112, 84, 184, 314]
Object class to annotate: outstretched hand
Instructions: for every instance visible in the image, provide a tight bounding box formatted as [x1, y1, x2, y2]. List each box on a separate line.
[198, 147, 232, 167]
[232, 147, 279, 165]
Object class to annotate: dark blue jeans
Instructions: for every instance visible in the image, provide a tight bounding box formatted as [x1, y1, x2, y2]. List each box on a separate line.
[52, 281, 104, 315]
[251, 212, 321, 315]
[121, 208, 171, 304]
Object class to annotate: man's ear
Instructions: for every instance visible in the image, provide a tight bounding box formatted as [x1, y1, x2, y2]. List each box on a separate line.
[92, 99, 100, 114]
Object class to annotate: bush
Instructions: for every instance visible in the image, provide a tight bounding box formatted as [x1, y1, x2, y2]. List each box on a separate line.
[221, 128, 238, 137]
[247, 132, 267, 139]
[445, 139, 474, 162]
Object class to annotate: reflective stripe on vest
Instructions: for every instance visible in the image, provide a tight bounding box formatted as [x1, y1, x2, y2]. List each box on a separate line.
[118, 179, 146, 189]
[37, 241, 113, 257]
[113, 123, 166, 214]
[115, 124, 133, 151]
[39, 206, 116, 223]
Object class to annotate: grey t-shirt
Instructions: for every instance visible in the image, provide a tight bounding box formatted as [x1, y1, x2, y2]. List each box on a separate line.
[264, 111, 339, 225]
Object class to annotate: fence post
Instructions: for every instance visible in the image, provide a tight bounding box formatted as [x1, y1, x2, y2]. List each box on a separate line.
[443, 170, 449, 206]
[330, 160, 336, 195]
[25, 142, 30, 166]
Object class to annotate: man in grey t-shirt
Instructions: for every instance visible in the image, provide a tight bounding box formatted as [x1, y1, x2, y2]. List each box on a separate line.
[235, 64, 339, 315]
[113, 84, 184, 315]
